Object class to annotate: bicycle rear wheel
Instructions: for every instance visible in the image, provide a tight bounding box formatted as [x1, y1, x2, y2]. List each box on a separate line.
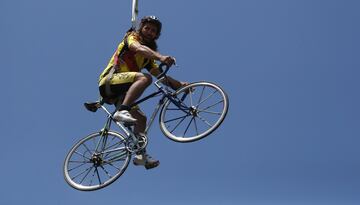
[159, 81, 229, 142]
[63, 130, 130, 191]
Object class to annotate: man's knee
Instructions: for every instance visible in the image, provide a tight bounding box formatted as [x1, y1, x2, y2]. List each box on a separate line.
[136, 73, 152, 85]
[143, 73, 153, 85]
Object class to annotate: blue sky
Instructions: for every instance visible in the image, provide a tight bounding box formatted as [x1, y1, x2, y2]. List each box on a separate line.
[1, 0, 360, 204]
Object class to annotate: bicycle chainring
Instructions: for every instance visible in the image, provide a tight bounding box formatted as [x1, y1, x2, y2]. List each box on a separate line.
[126, 135, 148, 153]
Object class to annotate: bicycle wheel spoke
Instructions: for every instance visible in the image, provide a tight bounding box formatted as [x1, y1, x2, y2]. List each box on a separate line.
[103, 141, 126, 159]
[95, 167, 102, 185]
[193, 117, 199, 136]
[104, 156, 127, 164]
[81, 143, 92, 155]
[79, 166, 94, 184]
[170, 114, 189, 133]
[196, 113, 213, 128]
[189, 88, 194, 107]
[102, 137, 108, 151]
[175, 94, 192, 109]
[196, 89, 218, 107]
[69, 160, 91, 164]
[98, 136, 108, 152]
[94, 135, 107, 153]
[92, 137, 96, 148]
[74, 151, 91, 161]
[89, 169, 96, 186]
[100, 165, 113, 179]
[167, 97, 190, 113]
[103, 151, 128, 163]
[68, 161, 90, 172]
[164, 114, 189, 123]
[199, 100, 224, 111]
[197, 85, 206, 105]
[103, 161, 121, 171]
[198, 110, 222, 115]
[71, 165, 93, 180]
[101, 146, 127, 155]
[183, 117, 194, 137]
[165, 107, 182, 111]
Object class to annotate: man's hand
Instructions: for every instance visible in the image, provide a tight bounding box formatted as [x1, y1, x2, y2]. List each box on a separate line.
[160, 56, 176, 67]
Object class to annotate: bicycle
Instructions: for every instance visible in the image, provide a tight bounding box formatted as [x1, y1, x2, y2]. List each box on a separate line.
[63, 64, 229, 191]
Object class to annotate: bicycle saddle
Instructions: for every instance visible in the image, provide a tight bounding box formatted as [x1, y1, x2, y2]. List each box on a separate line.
[84, 102, 100, 112]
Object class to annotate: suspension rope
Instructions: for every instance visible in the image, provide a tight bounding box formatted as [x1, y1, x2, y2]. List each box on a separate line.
[131, 0, 139, 29]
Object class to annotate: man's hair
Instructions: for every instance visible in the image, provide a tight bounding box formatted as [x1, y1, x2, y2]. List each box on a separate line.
[132, 28, 158, 51]
[138, 16, 162, 38]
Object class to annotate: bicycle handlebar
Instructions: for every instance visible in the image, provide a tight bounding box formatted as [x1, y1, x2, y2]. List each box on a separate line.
[156, 63, 171, 79]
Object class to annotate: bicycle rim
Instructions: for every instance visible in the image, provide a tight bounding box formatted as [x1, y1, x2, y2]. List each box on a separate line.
[159, 82, 229, 142]
[63, 131, 130, 191]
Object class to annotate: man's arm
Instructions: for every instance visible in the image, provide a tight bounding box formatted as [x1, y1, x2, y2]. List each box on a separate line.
[129, 41, 162, 60]
[164, 76, 188, 90]
[149, 67, 188, 90]
[128, 37, 187, 89]
[129, 41, 175, 66]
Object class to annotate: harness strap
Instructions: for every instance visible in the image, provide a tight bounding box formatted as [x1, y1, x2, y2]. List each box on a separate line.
[104, 29, 133, 98]
[105, 66, 116, 96]
[103, 29, 154, 103]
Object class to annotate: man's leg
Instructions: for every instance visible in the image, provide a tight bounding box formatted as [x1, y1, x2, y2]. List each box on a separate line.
[130, 109, 147, 134]
[130, 109, 160, 170]
[114, 72, 152, 122]
[122, 72, 152, 107]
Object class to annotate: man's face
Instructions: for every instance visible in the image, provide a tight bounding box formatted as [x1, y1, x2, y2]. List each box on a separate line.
[141, 23, 159, 42]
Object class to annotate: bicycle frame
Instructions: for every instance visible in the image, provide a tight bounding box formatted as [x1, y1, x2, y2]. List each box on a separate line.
[97, 76, 190, 143]
[64, 62, 229, 191]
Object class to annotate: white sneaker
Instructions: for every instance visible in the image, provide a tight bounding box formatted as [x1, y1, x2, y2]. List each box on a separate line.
[133, 154, 147, 166]
[133, 153, 160, 169]
[113, 110, 137, 123]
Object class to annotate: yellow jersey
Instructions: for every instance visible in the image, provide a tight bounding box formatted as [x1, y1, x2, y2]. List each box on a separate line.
[99, 32, 158, 86]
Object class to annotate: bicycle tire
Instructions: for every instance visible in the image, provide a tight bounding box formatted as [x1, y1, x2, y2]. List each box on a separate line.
[63, 130, 131, 191]
[159, 81, 229, 142]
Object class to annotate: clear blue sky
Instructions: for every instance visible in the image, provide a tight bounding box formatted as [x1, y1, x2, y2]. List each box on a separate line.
[1, 0, 360, 204]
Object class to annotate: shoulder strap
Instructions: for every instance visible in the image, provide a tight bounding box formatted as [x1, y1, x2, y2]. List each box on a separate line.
[105, 28, 134, 97]
[122, 28, 135, 53]
[114, 29, 133, 66]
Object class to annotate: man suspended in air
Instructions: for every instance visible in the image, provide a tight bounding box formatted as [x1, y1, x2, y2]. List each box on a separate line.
[98, 16, 188, 169]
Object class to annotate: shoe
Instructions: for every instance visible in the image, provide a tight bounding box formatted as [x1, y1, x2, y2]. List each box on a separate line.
[133, 153, 160, 170]
[113, 110, 137, 123]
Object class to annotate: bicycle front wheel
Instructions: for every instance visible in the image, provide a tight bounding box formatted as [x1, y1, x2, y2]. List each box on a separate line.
[159, 81, 229, 142]
[63, 130, 131, 191]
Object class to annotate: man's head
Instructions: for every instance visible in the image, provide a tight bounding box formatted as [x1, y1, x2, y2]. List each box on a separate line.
[138, 16, 162, 41]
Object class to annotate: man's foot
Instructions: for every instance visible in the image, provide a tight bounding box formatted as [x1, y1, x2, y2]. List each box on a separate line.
[133, 153, 160, 170]
[113, 110, 137, 123]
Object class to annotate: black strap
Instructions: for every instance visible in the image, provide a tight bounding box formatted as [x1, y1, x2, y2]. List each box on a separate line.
[105, 66, 116, 96]
[104, 29, 133, 97]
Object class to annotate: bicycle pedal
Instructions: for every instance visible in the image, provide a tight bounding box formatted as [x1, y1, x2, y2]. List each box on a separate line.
[84, 102, 100, 112]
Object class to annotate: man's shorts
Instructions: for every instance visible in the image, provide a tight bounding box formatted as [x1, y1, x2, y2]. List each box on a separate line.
[99, 72, 140, 109]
